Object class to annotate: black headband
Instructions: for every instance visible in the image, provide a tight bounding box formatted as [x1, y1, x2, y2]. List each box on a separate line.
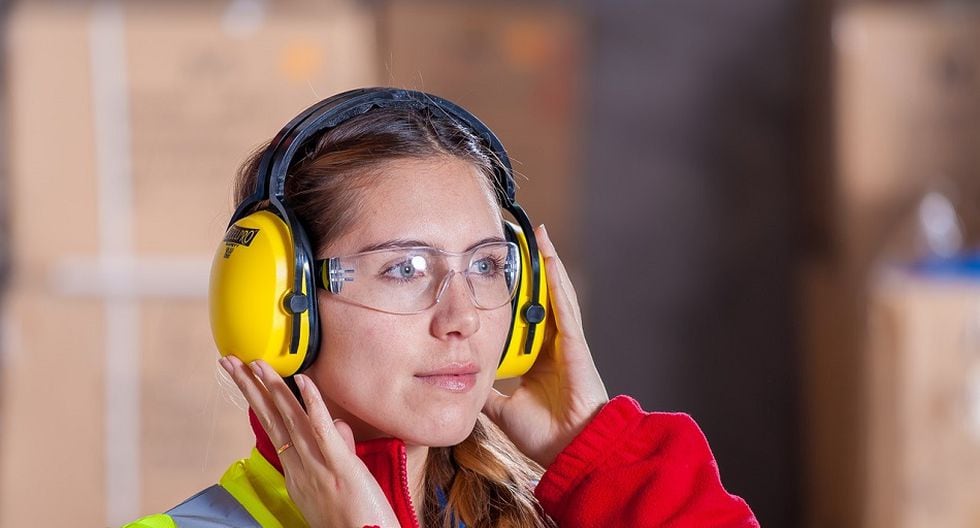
[238, 88, 518, 215]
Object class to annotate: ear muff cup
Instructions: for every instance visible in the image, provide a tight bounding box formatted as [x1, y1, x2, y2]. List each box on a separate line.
[496, 221, 549, 379]
[209, 209, 318, 377]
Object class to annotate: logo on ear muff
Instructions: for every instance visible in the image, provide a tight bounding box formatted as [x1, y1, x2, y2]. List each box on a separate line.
[208, 88, 549, 380]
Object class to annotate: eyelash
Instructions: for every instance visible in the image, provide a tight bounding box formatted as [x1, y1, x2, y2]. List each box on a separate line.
[381, 260, 426, 284]
[471, 255, 506, 279]
[379, 255, 507, 284]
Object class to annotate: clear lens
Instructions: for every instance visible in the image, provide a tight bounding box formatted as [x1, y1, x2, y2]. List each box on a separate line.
[465, 242, 519, 309]
[322, 241, 520, 314]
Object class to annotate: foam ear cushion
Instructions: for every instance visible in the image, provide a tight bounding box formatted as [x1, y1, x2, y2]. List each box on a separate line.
[209, 210, 311, 376]
[496, 221, 549, 379]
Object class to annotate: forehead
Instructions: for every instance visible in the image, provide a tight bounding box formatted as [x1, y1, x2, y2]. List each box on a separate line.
[329, 157, 503, 255]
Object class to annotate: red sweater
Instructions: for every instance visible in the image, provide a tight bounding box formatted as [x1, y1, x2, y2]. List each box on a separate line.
[253, 395, 759, 527]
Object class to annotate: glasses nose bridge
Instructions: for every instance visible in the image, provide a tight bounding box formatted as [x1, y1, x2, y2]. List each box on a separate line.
[433, 267, 476, 307]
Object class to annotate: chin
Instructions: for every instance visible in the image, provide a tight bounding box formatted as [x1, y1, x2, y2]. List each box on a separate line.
[399, 410, 480, 447]
[414, 430, 475, 448]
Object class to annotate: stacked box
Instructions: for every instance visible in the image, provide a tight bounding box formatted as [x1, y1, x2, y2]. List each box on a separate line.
[0, 2, 376, 526]
[864, 273, 980, 528]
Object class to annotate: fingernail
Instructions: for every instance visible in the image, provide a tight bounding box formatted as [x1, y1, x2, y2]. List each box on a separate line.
[295, 374, 307, 391]
[218, 357, 232, 374]
[249, 361, 263, 377]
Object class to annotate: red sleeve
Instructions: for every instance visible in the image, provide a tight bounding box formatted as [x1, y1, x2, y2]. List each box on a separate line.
[534, 395, 759, 528]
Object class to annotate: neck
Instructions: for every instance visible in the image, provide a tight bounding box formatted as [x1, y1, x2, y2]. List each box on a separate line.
[405, 443, 430, 517]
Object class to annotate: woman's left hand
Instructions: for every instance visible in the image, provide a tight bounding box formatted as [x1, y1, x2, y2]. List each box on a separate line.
[482, 225, 609, 469]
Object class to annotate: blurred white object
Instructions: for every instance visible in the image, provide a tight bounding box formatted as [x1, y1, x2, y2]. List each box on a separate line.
[222, 0, 267, 38]
[917, 190, 964, 259]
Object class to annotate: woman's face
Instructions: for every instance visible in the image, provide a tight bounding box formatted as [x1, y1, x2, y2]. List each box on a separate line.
[307, 156, 511, 446]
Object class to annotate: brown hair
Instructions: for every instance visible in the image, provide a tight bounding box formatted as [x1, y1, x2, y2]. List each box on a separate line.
[234, 105, 555, 528]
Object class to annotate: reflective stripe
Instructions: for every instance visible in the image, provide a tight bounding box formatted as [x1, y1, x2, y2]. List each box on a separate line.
[166, 485, 262, 528]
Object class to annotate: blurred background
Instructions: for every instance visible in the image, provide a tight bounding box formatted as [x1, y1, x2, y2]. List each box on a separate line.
[2, 0, 980, 526]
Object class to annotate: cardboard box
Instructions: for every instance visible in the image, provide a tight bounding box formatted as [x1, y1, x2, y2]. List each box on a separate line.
[864, 272, 980, 528]
[833, 4, 980, 273]
[1, 1, 376, 526]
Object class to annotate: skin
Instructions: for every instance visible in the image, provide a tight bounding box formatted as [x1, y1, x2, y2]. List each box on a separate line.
[221, 155, 610, 527]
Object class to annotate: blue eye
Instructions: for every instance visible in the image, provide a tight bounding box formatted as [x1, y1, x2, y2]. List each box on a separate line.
[471, 256, 503, 276]
[383, 255, 428, 282]
[396, 263, 415, 278]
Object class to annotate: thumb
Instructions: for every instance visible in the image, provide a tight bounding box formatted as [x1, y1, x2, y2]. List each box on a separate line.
[482, 388, 508, 424]
[332, 418, 356, 453]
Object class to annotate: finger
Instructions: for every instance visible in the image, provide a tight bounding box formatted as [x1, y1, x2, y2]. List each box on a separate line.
[532, 224, 583, 340]
[535, 225, 583, 324]
[542, 253, 587, 343]
[249, 361, 326, 468]
[295, 374, 355, 465]
[534, 224, 558, 260]
[332, 418, 356, 454]
[481, 387, 508, 424]
[220, 356, 291, 446]
[219, 356, 314, 474]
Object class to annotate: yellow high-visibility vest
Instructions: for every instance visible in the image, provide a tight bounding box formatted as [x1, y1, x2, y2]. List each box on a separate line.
[123, 449, 308, 528]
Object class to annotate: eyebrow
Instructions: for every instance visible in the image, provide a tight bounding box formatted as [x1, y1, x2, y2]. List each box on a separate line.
[356, 236, 507, 254]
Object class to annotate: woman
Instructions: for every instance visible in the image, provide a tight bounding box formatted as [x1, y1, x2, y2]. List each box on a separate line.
[127, 89, 758, 528]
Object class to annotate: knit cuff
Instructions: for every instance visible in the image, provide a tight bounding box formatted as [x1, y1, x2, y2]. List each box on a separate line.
[534, 395, 644, 505]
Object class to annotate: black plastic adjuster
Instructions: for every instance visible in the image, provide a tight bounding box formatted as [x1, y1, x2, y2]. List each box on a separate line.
[284, 293, 310, 314]
[523, 303, 545, 324]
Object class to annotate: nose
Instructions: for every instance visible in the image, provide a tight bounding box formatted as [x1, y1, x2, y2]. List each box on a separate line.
[430, 271, 480, 339]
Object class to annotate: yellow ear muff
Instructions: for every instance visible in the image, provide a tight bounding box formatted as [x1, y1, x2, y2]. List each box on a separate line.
[209, 210, 310, 376]
[496, 221, 549, 379]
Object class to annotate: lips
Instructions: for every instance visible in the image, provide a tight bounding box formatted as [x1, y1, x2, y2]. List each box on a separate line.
[415, 362, 480, 377]
[415, 362, 480, 393]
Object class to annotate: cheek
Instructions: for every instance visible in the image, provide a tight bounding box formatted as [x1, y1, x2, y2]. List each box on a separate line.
[480, 307, 513, 364]
[306, 306, 367, 395]
[314, 305, 408, 395]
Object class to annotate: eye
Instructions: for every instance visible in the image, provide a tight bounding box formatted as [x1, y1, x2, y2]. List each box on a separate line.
[470, 255, 504, 276]
[382, 255, 428, 282]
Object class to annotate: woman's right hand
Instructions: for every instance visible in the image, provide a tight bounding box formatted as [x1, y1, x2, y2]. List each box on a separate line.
[220, 356, 400, 528]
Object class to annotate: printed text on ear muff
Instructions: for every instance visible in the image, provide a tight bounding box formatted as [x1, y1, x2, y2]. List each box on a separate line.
[223, 226, 261, 258]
